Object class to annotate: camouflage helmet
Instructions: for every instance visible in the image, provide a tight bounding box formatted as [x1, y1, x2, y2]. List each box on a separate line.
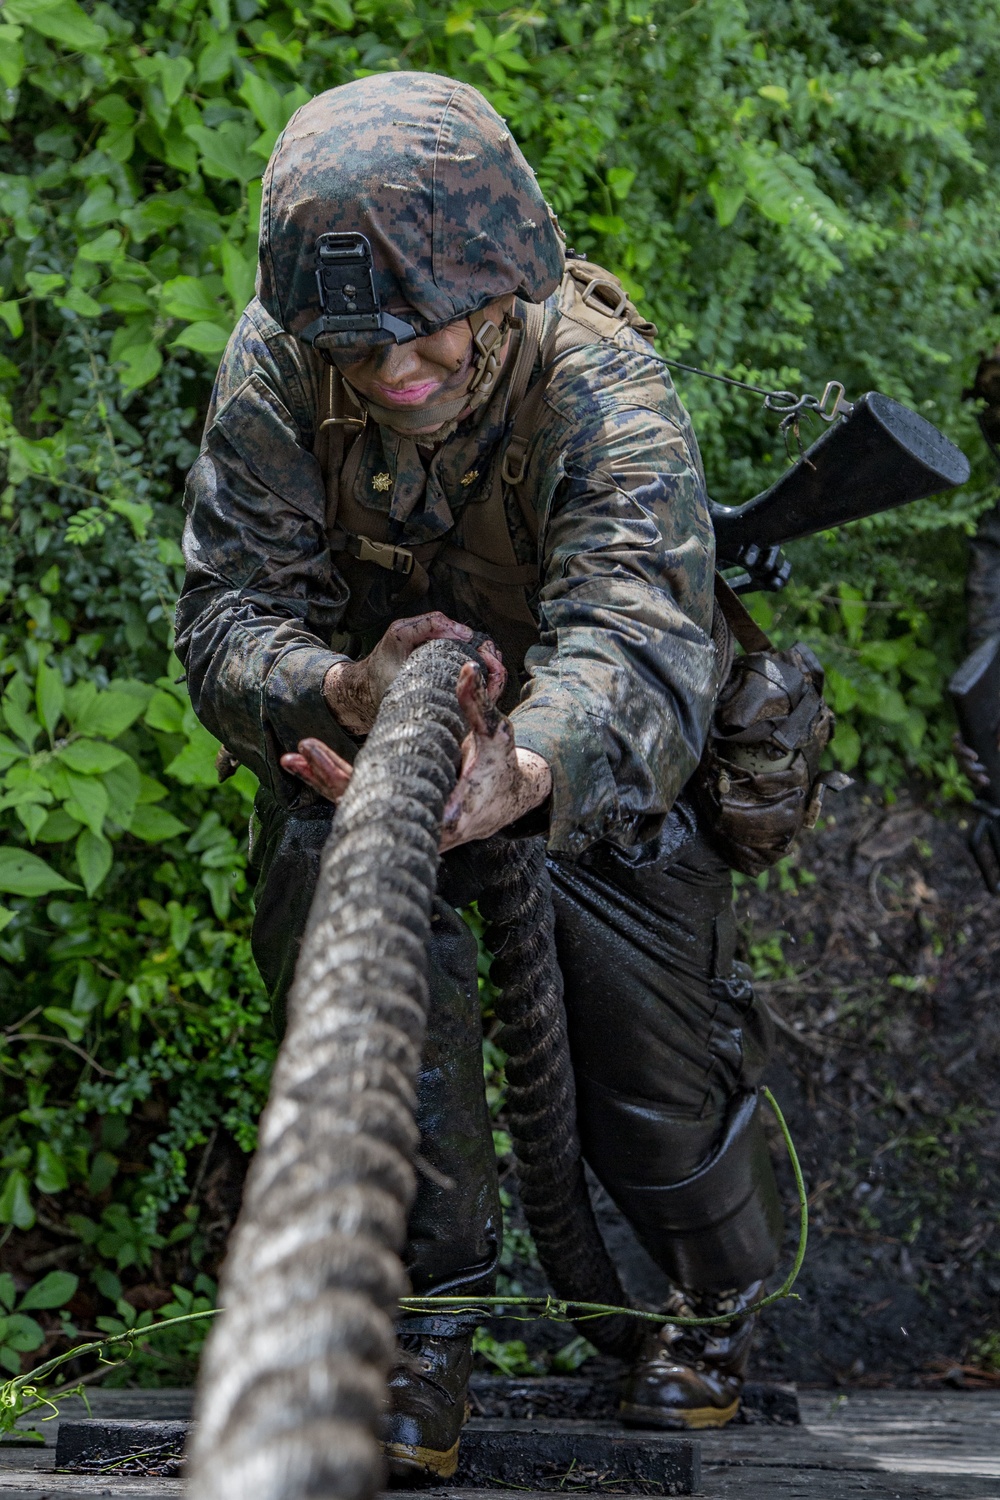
[257, 72, 565, 351]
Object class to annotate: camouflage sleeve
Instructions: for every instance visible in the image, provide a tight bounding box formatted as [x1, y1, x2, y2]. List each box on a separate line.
[174, 299, 356, 800]
[967, 492, 1000, 650]
[509, 339, 718, 857]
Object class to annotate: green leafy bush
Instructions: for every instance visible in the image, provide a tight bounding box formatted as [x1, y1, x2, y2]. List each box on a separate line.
[0, 0, 998, 1375]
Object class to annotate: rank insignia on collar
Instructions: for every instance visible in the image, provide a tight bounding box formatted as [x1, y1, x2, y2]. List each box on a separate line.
[460, 470, 480, 487]
[372, 472, 392, 492]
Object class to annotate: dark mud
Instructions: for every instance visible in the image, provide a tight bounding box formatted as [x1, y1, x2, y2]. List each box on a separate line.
[744, 783, 1000, 1389]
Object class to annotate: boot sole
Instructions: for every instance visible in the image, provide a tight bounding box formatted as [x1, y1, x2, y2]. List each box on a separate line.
[618, 1396, 741, 1431]
[384, 1436, 461, 1481]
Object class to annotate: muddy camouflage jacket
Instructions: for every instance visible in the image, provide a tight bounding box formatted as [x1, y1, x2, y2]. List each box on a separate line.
[175, 289, 718, 858]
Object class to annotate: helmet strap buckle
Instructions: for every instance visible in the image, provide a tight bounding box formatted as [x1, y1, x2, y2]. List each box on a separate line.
[467, 312, 507, 396]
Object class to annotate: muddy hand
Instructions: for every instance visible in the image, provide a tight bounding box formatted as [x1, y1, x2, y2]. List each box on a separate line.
[440, 662, 550, 851]
[281, 738, 354, 803]
[323, 613, 506, 736]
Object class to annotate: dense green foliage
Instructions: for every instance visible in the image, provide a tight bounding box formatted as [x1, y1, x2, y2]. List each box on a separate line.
[0, 0, 998, 1374]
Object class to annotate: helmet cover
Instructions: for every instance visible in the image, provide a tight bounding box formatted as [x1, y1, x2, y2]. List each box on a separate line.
[258, 71, 565, 343]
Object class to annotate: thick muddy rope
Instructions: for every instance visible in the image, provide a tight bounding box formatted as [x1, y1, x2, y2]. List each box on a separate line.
[476, 838, 644, 1363]
[186, 637, 640, 1499]
[186, 639, 470, 1500]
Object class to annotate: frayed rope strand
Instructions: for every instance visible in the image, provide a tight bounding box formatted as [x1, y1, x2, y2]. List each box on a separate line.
[400, 1086, 808, 1330]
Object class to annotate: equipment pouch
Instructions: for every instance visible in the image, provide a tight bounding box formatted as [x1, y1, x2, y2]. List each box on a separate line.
[693, 578, 848, 876]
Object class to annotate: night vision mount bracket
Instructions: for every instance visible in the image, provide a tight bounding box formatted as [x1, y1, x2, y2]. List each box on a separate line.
[301, 232, 417, 348]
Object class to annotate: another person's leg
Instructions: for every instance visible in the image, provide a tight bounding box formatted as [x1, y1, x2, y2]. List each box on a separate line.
[549, 803, 783, 1429]
[249, 794, 499, 1475]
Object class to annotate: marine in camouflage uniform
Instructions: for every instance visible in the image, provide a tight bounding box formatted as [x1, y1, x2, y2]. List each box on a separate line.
[176, 72, 782, 1475]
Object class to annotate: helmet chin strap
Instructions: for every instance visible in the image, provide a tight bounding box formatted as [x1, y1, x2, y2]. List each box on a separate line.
[348, 308, 512, 440]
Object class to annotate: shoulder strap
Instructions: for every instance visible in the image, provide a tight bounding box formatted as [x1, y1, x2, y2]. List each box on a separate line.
[437, 304, 548, 591]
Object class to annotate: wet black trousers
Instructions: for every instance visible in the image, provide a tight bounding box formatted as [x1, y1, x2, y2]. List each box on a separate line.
[248, 796, 783, 1307]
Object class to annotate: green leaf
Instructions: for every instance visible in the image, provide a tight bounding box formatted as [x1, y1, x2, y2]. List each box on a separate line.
[73, 684, 148, 739]
[19, 1269, 78, 1311]
[63, 772, 109, 839]
[0, 733, 25, 771]
[0, 906, 15, 934]
[165, 718, 222, 787]
[0, 1273, 16, 1311]
[144, 688, 185, 734]
[184, 121, 260, 183]
[42, 1005, 86, 1042]
[312, 0, 353, 27]
[202, 867, 232, 921]
[102, 756, 141, 828]
[75, 828, 113, 896]
[100, 282, 152, 314]
[0, 1170, 34, 1230]
[128, 804, 188, 842]
[2, 1313, 44, 1352]
[58, 286, 103, 318]
[0, 26, 24, 90]
[34, 1142, 69, 1194]
[107, 497, 154, 538]
[238, 72, 285, 133]
[117, 340, 163, 393]
[0, 301, 24, 338]
[586, 213, 626, 236]
[76, 229, 123, 264]
[17, 801, 50, 842]
[35, 809, 82, 842]
[607, 167, 636, 201]
[136, 773, 168, 805]
[221, 241, 256, 314]
[837, 583, 868, 646]
[0, 848, 78, 897]
[76, 181, 117, 229]
[158, 54, 193, 107]
[71, 963, 105, 1015]
[830, 721, 861, 772]
[35, 657, 65, 739]
[4, 0, 107, 52]
[90, 94, 136, 129]
[57, 739, 128, 775]
[170, 320, 231, 354]
[707, 178, 746, 228]
[160, 274, 226, 322]
[24, 271, 65, 296]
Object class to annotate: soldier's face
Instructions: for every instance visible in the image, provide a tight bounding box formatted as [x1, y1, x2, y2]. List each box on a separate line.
[333, 294, 514, 433]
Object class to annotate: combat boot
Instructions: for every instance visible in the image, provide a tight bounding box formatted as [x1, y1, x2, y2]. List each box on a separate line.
[618, 1282, 763, 1430]
[383, 1330, 473, 1482]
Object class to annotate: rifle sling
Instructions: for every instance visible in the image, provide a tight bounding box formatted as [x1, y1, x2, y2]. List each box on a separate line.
[712, 572, 773, 654]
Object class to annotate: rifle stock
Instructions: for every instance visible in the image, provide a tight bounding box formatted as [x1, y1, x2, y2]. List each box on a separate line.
[710, 392, 970, 561]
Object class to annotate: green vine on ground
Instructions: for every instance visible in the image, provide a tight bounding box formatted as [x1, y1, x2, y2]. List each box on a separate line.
[0, 1087, 808, 1435]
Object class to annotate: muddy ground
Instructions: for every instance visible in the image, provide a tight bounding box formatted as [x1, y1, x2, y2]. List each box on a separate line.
[744, 782, 1000, 1388]
[496, 784, 1000, 1391]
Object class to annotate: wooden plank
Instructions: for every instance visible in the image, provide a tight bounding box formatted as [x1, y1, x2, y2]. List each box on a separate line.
[1, 1388, 998, 1498]
[456, 1418, 698, 1493]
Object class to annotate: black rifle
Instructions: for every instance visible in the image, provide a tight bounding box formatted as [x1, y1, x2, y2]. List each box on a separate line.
[710, 391, 970, 589]
[949, 633, 1000, 894]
